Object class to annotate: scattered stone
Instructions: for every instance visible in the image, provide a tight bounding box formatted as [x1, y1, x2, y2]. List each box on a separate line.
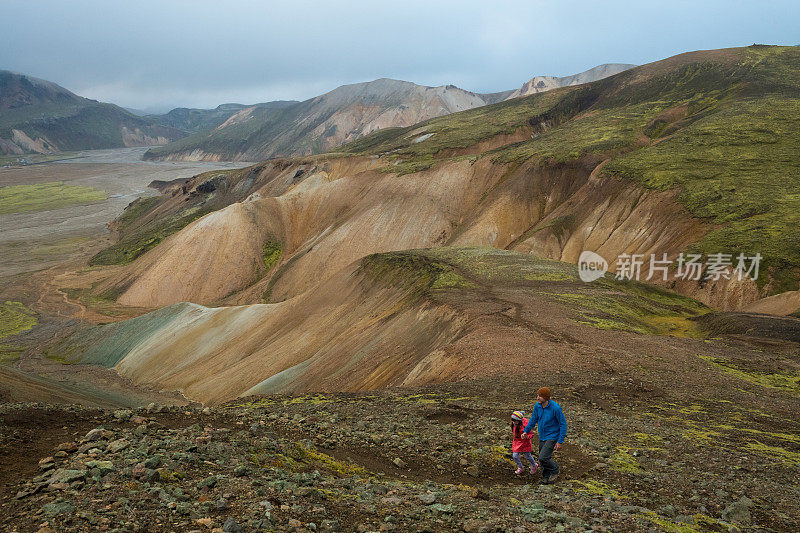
[466, 465, 479, 477]
[222, 517, 242, 533]
[175, 502, 194, 516]
[131, 463, 147, 479]
[381, 496, 402, 506]
[429, 503, 455, 514]
[107, 438, 130, 453]
[85, 460, 115, 476]
[57, 442, 78, 453]
[113, 409, 133, 421]
[197, 475, 218, 490]
[47, 468, 87, 486]
[83, 428, 106, 442]
[392, 457, 407, 468]
[462, 518, 489, 533]
[320, 519, 340, 532]
[419, 492, 437, 505]
[38, 457, 54, 471]
[41, 500, 75, 517]
[723, 497, 753, 525]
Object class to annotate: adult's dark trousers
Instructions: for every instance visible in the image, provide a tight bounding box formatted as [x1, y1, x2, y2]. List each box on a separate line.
[538, 439, 559, 478]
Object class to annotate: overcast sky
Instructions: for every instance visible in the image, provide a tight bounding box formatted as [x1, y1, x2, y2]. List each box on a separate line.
[3, 0, 798, 112]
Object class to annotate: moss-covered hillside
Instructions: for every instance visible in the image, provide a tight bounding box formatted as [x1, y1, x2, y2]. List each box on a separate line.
[337, 45, 800, 293]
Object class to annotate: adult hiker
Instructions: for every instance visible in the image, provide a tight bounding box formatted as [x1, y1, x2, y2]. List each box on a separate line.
[521, 387, 567, 484]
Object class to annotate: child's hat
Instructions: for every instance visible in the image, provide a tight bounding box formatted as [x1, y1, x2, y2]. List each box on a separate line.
[511, 410, 525, 421]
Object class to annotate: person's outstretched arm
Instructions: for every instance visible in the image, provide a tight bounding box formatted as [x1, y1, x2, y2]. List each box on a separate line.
[522, 407, 539, 435]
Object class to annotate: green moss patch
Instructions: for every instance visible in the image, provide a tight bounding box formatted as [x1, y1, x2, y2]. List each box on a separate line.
[359, 250, 479, 296]
[0, 181, 106, 214]
[0, 301, 37, 340]
[359, 247, 707, 336]
[0, 344, 24, 364]
[697, 354, 800, 395]
[262, 240, 282, 272]
[89, 205, 211, 265]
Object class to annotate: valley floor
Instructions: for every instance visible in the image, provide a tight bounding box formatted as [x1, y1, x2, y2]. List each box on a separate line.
[0, 148, 250, 406]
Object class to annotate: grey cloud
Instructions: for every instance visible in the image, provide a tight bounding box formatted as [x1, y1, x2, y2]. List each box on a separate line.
[3, 0, 799, 110]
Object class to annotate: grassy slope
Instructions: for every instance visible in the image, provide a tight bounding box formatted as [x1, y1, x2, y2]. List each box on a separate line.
[338, 46, 800, 294]
[0, 88, 186, 152]
[88, 197, 209, 266]
[361, 247, 708, 337]
[89, 169, 239, 266]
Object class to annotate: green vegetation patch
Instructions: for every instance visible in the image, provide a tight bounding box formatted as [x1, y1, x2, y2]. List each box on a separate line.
[697, 354, 800, 395]
[573, 479, 627, 500]
[262, 240, 282, 272]
[548, 275, 708, 336]
[359, 250, 479, 296]
[113, 196, 162, 232]
[0, 181, 106, 215]
[89, 205, 211, 265]
[0, 344, 25, 364]
[359, 247, 708, 336]
[340, 88, 564, 161]
[744, 440, 800, 466]
[604, 96, 800, 292]
[639, 511, 731, 533]
[0, 301, 37, 340]
[609, 447, 644, 473]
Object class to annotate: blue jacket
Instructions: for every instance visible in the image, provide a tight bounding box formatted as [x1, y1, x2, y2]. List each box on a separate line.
[523, 400, 567, 443]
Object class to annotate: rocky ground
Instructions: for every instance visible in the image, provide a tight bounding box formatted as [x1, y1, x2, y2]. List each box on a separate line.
[2, 378, 797, 532]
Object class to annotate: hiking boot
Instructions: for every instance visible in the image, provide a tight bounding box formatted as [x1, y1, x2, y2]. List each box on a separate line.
[514, 467, 524, 475]
[530, 463, 539, 475]
[547, 472, 559, 483]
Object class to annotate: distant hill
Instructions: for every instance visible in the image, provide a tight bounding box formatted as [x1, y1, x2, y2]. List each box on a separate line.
[505, 63, 635, 99]
[0, 70, 186, 155]
[144, 65, 634, 162]
[148, 101, 298, 134]
[143, 79, 514, 161]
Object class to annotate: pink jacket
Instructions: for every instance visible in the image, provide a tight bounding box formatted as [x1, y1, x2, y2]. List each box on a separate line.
[512, 418, 533, 453]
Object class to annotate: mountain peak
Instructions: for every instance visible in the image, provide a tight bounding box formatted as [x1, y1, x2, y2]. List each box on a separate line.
[506, 63, 636, 100]
[0, 70, 83, 111]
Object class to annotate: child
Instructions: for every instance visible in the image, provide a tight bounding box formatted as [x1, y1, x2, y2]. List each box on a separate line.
[511, 410, 538, 475]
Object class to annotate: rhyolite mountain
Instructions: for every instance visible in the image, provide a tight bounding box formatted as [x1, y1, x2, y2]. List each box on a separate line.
[505, 63, 636, 99]
[143, 79, 513, 162]
[0, 70, 188, 155]
[143, 64, 634, 162]
[62, 45, 800, 404]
